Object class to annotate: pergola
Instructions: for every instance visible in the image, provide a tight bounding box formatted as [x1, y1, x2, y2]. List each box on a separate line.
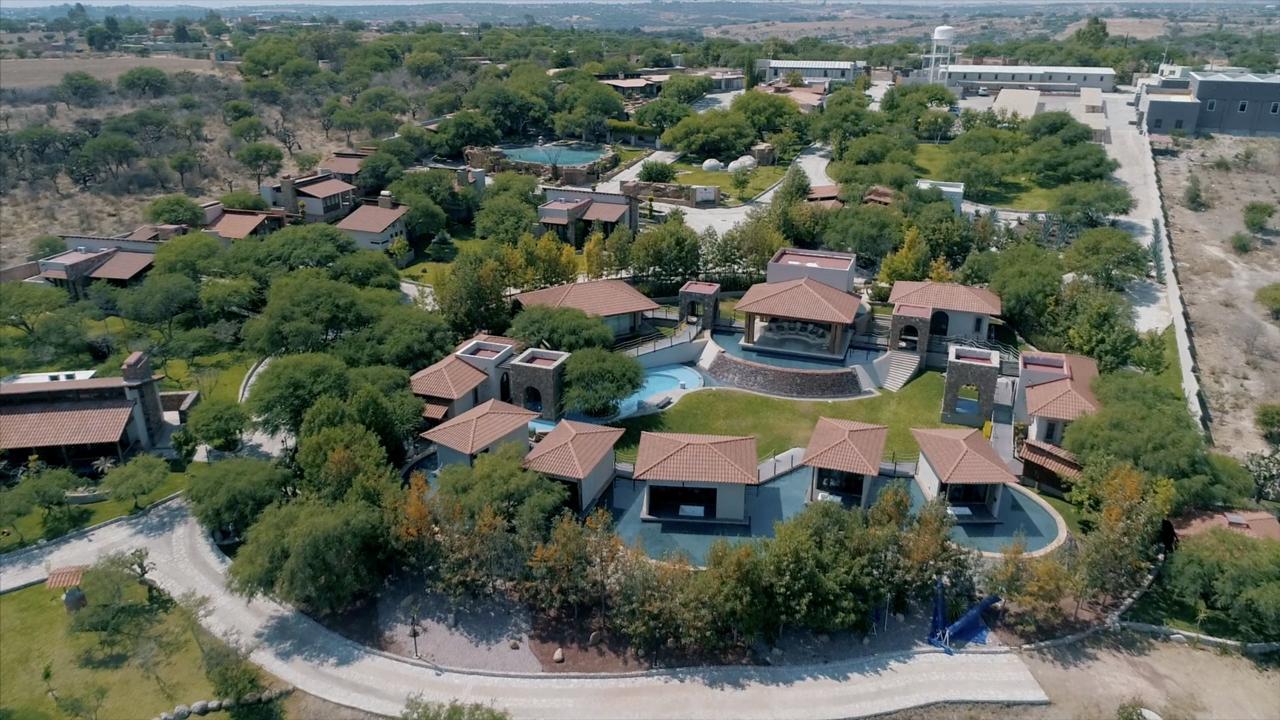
[735, 278, 861, 359]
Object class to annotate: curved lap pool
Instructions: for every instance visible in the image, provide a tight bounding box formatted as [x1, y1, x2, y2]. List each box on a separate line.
[612, 364, 704, 419]
[503, 144, 606, 167]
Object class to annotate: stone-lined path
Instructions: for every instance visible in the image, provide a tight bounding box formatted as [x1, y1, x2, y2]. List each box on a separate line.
[1, 501, 1048, 720]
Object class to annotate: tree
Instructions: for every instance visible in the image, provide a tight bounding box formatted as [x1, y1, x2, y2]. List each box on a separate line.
[877, 227, 930, 283]
[661, 74, 714, 104]
[629, 214, 701, 281]
[296, 423, 391, 502]
[332, 108, 364, 145]
[57, 71, 107, 107]
[222, 99, 254, 124]
[102, 455, 168, 510]
[943, 151, 1003, 201]
[1243, 201, 1275, 233]
[235, 142, 284, 186]
[168, 151, 198, 189]
[916, 109, 955, 142]
[990, 242, 1063, 335]
[1256, 405, 1280, 446]
[117, 66, 171, 97]
[145, 194, 203, 226]
[28, 234, 66, 261]
[773, 164, 811, 208]
[218, 189, 268, 211]
[821, 204, 904, 264]
[731, 167, 752, 200]
[188, 398, 248, 451]
[1258, 283, 1280, 320]
[1055, 281, 1138, 372]
[633, 97, 692, 134]
[436, 442, 568, 545]
[242, 270, 376, 355]
[583, 230, 606, 279]
[563, 348, 643, 417]
[188, 458, 286, 540]
[229, 115, 266, 144]
[1183, 172, 1208, 210]
[1064, 227, 1148, 290]
[247, 352, 349, 436]
[119, 273, 200, 340]
[430, 110, 500, 158]
[731, 90, 801, 137]
[637, 160, 676, 183]
[1073, 16, 1109, 47]
[475, 194, 538, 246]
[354, 151, 403, 195]
[433, 249, 513, 334]
[1, 282, 66, 335]
[510, 306, 613, 352]
[229, 499, 389, 616]
[660, 110, 756, 160]
[153, 231, 223, 279]
[511, 233, 577, 290]
[1164, 529, 1280, 641]
[405, 51, 445, 81]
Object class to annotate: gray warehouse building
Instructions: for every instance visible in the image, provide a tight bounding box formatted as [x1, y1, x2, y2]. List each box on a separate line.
[1140, 72, 1280, 135]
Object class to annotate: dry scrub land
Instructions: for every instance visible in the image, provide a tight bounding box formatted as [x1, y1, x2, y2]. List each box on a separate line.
[0, 55, 223, 89]
[1158, 136, 1280, 456]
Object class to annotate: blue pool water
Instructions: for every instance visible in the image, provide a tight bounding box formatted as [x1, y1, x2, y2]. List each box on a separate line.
[611, 467, 1062, 563]
[712, 330, 883, 370]
[503, 144, 606, 167]
[611, 364, 704, 419]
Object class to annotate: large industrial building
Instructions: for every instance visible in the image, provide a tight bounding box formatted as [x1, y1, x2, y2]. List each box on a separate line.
[941, 64, 1116, 93]
[755, 59, 864, 84]
[1139, 71, 1280, 135]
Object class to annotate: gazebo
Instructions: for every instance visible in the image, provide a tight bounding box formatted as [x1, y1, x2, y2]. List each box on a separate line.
[734, 278, 862, 360]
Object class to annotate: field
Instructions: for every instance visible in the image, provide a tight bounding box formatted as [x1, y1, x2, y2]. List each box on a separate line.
[672, 162, 786, 206]
[705, 17, 916, 42]
[0, 55, 227, 89]
[915, 144, 1059, 212]
[1157, 136, 1280, 456]
[614, 371, 949, 462]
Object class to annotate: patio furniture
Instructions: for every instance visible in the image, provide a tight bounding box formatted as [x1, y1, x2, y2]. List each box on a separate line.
[947, 505, 974, 519]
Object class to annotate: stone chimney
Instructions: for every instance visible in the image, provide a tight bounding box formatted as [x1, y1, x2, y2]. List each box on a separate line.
[280, 175, 298, 214]
[121, 352, 164, 448]
[378, 190, 393, 209]
[121, 351, 153, 384]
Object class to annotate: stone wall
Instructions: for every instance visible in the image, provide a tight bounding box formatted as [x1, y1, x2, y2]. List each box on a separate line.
[889, 314, 930, 357]
[508, 361, 564, 421]
[941, 359, 999, 427]
[620, 180, 719, 207]
[707, 352, 861, 398]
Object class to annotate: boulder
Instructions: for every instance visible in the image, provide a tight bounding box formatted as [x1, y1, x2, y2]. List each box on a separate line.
[509, 639, 521, 650]
[207, 701, 221, 712]
[190, 700, 209, 716]
[241, 692, 260, 705]
[1169, 634, 1188, 644]
[701, 158, 724, 172]
[172, 706, 191, 720]
[588, 630, 604, 647]
[220, 699, 236, 709]
[553, 647, 565, 663]
[160, 714, 173, 720]
[770, 647, 784, 658]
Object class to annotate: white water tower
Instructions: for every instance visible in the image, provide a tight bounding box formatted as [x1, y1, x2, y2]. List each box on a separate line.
[927, 25, 956, 84]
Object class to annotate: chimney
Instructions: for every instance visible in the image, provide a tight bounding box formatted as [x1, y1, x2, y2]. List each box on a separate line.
[280, 175, 298, 214]
[470, 168, 486, 200]
[121, 351, 153, 384]
[378, 190, 393, 209]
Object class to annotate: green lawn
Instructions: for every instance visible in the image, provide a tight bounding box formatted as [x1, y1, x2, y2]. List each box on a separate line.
[1124, 577, 1250, 639]
[400, 235, 495, 284]
[1031, 488, 1083, 536]
[161, 351, 254, 406]
[612, 144, 651, 169]
[1, 469, 193, 553]
[670, 162, 787, 206]
[914, 144, 1061, 212]
[0, 584, 215, 720]
[613, 371, 949, 462]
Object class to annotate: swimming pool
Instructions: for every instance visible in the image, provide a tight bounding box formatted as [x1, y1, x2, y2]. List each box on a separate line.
[611, 364, 704, 419]
[502, 144, 607, 167]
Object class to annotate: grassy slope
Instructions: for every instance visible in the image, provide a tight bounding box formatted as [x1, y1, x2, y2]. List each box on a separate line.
[671, 162, 786, 206]
[613, 371, 949, 462]
[915, 144, 1059, 212]
[0, 585, 215, 720]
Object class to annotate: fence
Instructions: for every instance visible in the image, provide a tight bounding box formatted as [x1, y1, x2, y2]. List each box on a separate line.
[618, 324, 698, 358]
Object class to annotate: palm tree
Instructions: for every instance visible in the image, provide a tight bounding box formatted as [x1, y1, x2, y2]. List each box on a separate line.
[91, 456, 116, 479]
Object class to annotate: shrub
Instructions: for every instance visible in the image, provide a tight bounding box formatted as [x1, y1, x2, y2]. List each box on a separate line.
[1243, 201, 1275, 233]
[1258, 283, 1280, 320]
[637, 160, 676, 183]
[1257, 404, 1280, 445]
[1230, 232, 1253, 254]
[1183, 173, 1208, 211]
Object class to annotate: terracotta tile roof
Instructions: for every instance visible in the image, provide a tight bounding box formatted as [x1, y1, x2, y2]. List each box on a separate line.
[736, 278, 861, 325]
[454, 333, 524, 352]
[335, 204, 408, 233]
[0, 376, 128, 396]
[633, 432, 759, 485]
[1173, 510, 1280, 542]
[807, 185, 841, 200]
[802, 418, 888, 475]
[208, 211, 270, 240]
[322, 155, 365, 175]
[0, 401, 135, 450]
[515, 280, 658, 318]
[680, 281, 721, 295]
[1019, 439, 1082, 479]
[890, 281, 1001, 316]
[911, 428, 1016, 485]
[46, 565, 87, 589]
[895, 303, 931, 319]
[88, 251, 152, 281]
[421, 399, 536, 454]
[295, 177, 355, 198]
[524, 420, 624, 480]
[1023, 354, 1099, 421]
[421, 398, 450, 421]
[581, 202, 628, 223]
[410, 355, 488, 400]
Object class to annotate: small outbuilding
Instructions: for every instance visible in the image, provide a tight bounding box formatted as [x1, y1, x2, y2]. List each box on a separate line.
[911, 428, 1017, 523]
[523, 420, 624, 512]
[801, 418, 887, 509]
[421, 399, 536, 468]
[633, 432, 759, 524]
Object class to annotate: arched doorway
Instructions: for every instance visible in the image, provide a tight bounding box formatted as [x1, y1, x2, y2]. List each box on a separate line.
[500, 372, 511, 403]
[524, 386, 543, 412]
[686, 301, 700, 321]
[899, 325, 919, 351]
[929, 311, 950, 337]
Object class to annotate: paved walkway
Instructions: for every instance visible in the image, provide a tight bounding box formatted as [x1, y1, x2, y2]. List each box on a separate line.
[1, 501, 1048, 720]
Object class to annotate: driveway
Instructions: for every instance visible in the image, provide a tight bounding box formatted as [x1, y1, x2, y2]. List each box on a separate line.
[0, 501, 1048, 720]
[693, 90, 743, 113]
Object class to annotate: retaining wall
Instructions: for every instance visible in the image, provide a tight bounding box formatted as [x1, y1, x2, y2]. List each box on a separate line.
[706, 351, 861, 398]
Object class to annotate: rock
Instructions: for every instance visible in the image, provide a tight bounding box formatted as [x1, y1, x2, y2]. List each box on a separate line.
[207, 701, 221, 712]
[242, 692, 260, 705]
[1139, 709, 1163, 720]
[173, 706, 191, 720]
[862, 636, 871, 646]
[893, 613, 906, 623]
[509, 639, 521, 650]
[160, 714, 173, 720]
[1169, 634, 1188, 644]
[553, 647, 565, 663]
[446, 612, 457, 628]
[191, 700, 209, 715]
[220, 698, 236, 709]
[589, 630, 604, 647]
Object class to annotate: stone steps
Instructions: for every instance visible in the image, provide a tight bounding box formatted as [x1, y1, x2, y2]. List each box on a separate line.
[881, 351, 921, 392]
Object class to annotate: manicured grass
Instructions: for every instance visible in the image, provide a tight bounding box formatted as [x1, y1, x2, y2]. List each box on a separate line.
[1031, 488, 1083, 536]
[613, 371, 950, 462]
[914, 144, 1062, 212]
[871, 303, 894, 317]
[612, 144, 650, 168]
[670, 162, 787, 206]
[162, 351, 254, 406]
[0, 469, 193, 553]
[400, 235, 495, 284]
[0, 584, 215, 720]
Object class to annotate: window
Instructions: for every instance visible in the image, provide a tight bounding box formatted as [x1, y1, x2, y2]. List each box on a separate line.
[1238, 100, 1248, 113]
[1044, 421, 1059, 443]
[973, 317, 983, 333]
[1153, 118, 1163, 129]
[1206, 99, 1217, 111]
[1174, 119, 1184, 129]
[1271, 102, 1279, 115]
[1067, 75, 1073, 81]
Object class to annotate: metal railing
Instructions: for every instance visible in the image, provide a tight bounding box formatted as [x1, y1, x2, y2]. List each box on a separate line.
[619, 322, 698, 358]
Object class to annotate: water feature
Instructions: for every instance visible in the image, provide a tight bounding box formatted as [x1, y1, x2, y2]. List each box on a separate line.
[502, 143, 607, 167]
[606, 364, 704, 420]
[712, 329, 883, 370]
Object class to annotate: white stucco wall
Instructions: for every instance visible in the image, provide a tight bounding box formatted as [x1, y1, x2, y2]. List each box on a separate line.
[766, 263, 855, 292]
[915, 455, 942, 500]
[648, 481, 746, 521]
[578, 452, 616, 511]
[603, 312, 639, 336]
[934, 310, 989, 341]
[1028, 415, 1066, 445]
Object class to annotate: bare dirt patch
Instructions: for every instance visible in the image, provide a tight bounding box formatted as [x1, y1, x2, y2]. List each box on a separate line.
[1058, 17, 1170, 40]
[705, 17, 917, 43]
[1158, 136, 1280, 456]
[0, 55, 226, 89]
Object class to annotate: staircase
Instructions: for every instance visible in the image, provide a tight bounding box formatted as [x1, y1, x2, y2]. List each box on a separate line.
[881, 351, 922, 392]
